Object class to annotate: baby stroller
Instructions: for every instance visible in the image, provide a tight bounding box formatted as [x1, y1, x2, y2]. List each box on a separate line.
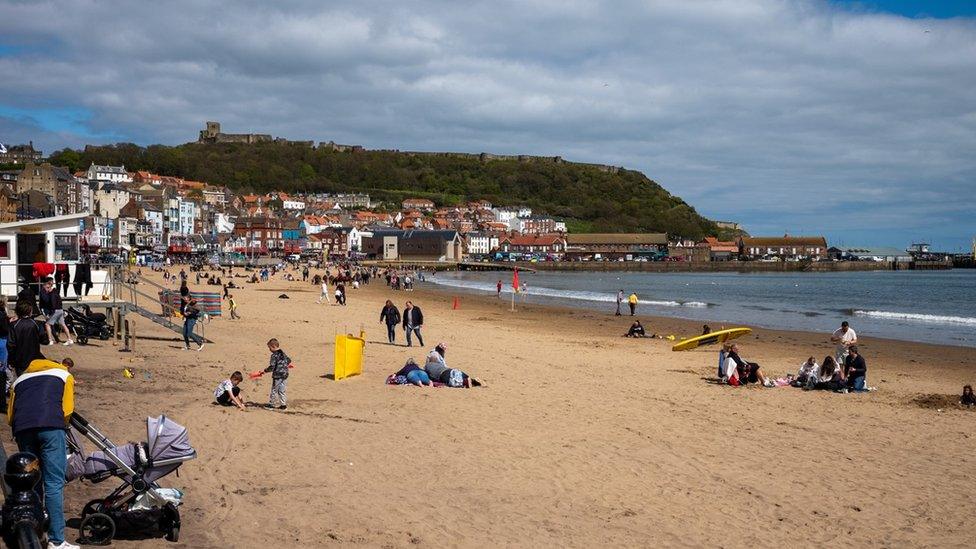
[65, 306, 113, 344]
[66, 413, 196, 544]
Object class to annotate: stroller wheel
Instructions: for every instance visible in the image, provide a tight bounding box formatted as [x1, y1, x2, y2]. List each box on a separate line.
[80, 512, 115, 545]
[161, 502, 181, 542]
[165, 525, 180, 542]
[81, 498, 104, 518]
[77, 334, 89, 345]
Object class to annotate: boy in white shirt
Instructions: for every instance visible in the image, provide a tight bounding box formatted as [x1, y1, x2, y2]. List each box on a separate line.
[214, 371, 246, 411]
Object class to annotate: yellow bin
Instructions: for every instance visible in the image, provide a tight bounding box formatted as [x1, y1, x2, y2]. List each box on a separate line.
[334, 332, 365, 380]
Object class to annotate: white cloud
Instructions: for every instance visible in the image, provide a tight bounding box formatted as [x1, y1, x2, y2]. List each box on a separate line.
[0, 0, 974, 247]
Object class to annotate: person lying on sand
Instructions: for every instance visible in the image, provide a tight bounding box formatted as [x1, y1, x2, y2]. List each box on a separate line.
[393, 358, 432, 387]
[424, 343, 482, 388]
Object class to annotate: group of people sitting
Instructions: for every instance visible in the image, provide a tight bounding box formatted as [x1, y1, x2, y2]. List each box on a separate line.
[388, 343, 482, 388]
[717, 342, 870, 393]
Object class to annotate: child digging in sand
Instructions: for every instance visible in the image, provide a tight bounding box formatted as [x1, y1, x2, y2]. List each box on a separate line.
[263, 338, 291, 410]
[214, 371, 246, 411]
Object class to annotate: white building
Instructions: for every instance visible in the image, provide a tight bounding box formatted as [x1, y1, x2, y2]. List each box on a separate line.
[465, 232, 500, 256]
[143, 207, 164, 235]
[214, 212, 235, 234]
[346, 226, 362, 252]
[86, 163, 133, 184]
[282, 198, 306, 210]
[177, 199, 197, 236]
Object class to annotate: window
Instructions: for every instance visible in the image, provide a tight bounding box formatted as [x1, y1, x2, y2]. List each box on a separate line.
[0, 240, 9, 260]
[54, 233, 79, 262]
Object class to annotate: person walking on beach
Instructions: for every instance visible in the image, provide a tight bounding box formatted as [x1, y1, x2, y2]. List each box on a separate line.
[40, 277, 74, 346]
[182, 298, 204, 351]
[8, 355, 78, 549]
[317, 279, 330, 304]
[615, 289, 624, 316]
[402, 301, 424, 347]
[263, 338, 291, 410]
[496, 280, 503, 298]
[380, 300, 401, 344]
[228, 294, 241, 320]
[830, 321, 857, 365]
[628, 292, 638, 316]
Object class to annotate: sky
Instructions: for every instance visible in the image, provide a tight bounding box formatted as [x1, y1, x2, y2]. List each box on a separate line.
[0, 1, 974, 251]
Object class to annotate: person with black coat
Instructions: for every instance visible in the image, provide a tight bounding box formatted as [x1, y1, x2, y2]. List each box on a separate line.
[401, 301, 424, 347]
[843, 345, 868, 392]
[379, 300, 401, 344]
[7, 300, 45, 376]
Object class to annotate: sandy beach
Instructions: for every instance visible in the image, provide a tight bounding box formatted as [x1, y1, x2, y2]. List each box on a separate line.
[5, 268, 974, 548]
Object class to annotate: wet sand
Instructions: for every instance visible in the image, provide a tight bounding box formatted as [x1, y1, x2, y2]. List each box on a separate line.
[5, 269, 974, 548]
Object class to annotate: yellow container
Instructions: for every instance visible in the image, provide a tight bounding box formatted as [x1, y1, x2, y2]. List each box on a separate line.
[334, 333, 365, 380]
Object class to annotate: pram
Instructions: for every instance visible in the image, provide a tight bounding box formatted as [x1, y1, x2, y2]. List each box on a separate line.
[66, 413, 196, 544]
[65, 306, 113, 345]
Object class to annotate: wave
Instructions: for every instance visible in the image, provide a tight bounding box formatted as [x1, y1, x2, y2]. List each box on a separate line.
[853, 310, 976, 326]
[426, 277, 712, 308]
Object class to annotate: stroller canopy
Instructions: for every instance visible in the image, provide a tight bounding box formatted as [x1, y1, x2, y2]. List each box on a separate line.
[68, 415, 195, 483]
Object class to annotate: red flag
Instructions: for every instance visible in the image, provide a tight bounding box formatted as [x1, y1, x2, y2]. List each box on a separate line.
[512, 268, 519, 293]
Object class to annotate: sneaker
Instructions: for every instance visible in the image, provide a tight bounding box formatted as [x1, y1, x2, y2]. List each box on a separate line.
[182, 345, 189, 351]
[45, 342, 55, 346]
[62, 340, 73, 346]
[278, 405, 287, 410]
[49, 541, 80, 549]
[763, 380, 774, 388]
[263, 404, 274, 409]
[196, 344, 205, 352]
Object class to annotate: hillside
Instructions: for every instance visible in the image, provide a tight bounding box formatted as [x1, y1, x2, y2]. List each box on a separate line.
[50, 142, 718, 238]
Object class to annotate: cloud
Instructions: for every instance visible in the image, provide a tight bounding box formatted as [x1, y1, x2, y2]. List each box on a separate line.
[0, 0, 974, 248]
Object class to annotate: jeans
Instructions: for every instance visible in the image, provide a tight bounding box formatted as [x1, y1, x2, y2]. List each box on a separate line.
[386, 323, 397, 343]
[405, 326, 424, 347]
[15, 428, 67, 544]
[270, 378, 287, 406]
[406, 369, 431, 385]
[183, 318, 201, 347]
[847, 375, 866, 392]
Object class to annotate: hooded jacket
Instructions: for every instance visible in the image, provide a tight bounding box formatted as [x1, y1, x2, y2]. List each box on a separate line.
[8, 359, 74, 435]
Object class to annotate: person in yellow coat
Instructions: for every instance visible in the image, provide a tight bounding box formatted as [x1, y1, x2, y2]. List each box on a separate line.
[7, 357, 76, 549]
[628, 293, 639, 316]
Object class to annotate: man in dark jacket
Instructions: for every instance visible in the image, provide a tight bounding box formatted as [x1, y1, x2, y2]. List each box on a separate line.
[843, 345, 868, 392]
[8, 300, 45, 375]
[402, 301, 424, 347]
[379, 300, 401, 344]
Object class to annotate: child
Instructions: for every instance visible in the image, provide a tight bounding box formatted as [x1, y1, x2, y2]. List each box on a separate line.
[962, 385, 975, 407]
[263, 338, 291, 410]
[228, 295, 240, 320]
[793, 356, 819, 387]
[214, 371, 246, 411]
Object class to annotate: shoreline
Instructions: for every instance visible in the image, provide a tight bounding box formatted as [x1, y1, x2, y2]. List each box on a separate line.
[417, 273, 976, 351]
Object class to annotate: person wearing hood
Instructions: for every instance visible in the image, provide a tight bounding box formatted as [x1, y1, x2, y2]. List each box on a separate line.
[379, 300, 401, 344]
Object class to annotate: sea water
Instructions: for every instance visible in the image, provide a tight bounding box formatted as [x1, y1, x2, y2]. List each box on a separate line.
[427, 269, 976, 348]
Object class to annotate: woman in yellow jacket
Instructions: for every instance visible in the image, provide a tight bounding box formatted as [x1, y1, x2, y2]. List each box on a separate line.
[628, 293, 639, 316]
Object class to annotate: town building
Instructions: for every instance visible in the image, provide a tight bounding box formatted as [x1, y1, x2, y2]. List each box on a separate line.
[465, 232, 500, 257]
[702, 237, 739, 261]
[401, 198, 435, 212]
[361, 230, 464, 261]
[517, 216, 558, 235]
[564, 233, 668, 260]
[86, 163, 133, 184]
[499, 234, 567, 258]
[739, 236, 828, 260]
[0, 142, 42, 164]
